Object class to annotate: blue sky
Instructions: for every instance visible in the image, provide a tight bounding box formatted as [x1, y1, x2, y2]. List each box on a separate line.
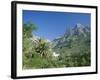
[23, 10, 90, 40]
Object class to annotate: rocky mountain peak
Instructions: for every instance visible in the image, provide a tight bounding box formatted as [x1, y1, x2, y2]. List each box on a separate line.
[52, 23, 90, 48]
[75, 23, 84, 28]
[71, 23, 89, 36]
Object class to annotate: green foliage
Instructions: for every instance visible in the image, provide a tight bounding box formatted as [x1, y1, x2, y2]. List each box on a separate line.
[54, 33, 91, 67]
[23, 22, 37, 38]
[23, 22, 91, 69]
[23, 22, 61, 69]
[34, 38, 52, 58]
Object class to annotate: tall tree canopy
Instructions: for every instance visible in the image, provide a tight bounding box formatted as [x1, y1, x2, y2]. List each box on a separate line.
[23, 22, 37, 38]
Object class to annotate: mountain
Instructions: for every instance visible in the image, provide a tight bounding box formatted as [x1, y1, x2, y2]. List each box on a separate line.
[70, 23, 90, 36]
[52, 23, 90, 56]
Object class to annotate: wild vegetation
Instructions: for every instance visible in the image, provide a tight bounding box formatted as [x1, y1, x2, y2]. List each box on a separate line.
[23, 22, 91, 69]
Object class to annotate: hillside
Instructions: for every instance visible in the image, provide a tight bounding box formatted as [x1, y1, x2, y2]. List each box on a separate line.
[52, 23, 91, 67]
[23, 23, 91, 69]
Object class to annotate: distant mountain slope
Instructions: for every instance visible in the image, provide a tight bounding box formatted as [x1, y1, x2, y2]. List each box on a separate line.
[52, 23, 90, 56]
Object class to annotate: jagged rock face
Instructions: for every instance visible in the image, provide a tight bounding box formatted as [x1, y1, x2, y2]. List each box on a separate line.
[71, 23, 90, 37]
[52, 24, 90, 52]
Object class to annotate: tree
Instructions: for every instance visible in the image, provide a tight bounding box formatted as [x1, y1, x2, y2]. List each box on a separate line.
[23, 22, 37, 68]
[35, 38, 52, 58]
[23, 22, 37, 38]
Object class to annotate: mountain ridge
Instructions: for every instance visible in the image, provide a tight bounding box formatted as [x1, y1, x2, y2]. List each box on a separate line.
[52, 23, 90, 55]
